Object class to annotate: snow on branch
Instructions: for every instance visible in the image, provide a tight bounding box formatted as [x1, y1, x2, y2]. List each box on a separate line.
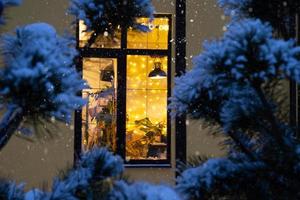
[0, 23, 87, 123]
[28, 148, 123, 199]
[0, 0, 22, 24]
[176, 158, 266, 200]
[109, 180, 181, 200]
[25, 148, 180, 200]
[0, 179, 25, 200]
[218, 0, 300, 38]
[69, 0, 154, 37]
[169, 19, 300, 121]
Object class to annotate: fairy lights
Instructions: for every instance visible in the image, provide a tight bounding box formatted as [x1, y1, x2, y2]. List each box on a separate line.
[126, 55, 167, 133]
[127, 18, 169, 50]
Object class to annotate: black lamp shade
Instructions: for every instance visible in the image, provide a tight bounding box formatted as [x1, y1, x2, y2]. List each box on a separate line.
[148, 62, 167, 79]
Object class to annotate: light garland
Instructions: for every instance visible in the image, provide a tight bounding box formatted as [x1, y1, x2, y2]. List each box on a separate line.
[126, 55, 168, 138]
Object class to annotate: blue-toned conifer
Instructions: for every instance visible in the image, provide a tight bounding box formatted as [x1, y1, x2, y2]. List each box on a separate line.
[0, 23, 87, 149]
[69, 0, 154, 46]
[172, 4, 300, 200]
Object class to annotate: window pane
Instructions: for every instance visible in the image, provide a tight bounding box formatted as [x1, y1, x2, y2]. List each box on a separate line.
[126, 90, 147, 124]
[82, 58, 117, 152]
[127, 18, 169, 50]
[127, 55, 147, 90]
[126, 55, 168, 161]
[79, 20, 121, 49]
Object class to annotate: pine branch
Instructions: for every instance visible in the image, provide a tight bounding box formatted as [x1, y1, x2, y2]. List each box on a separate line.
[0, 104, 23, 150]
[226, 130, 257, 161]
[254, 85, 288, 152]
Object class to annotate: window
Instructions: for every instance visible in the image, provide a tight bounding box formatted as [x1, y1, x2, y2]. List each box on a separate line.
[75, 14, 172, 166]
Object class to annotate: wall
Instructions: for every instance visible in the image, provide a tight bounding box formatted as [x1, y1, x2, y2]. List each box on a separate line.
[0, 0, 227, 189]
[186, 0, 226, 159]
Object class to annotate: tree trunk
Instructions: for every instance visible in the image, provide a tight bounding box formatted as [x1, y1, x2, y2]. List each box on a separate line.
[0, 105, 23, 150]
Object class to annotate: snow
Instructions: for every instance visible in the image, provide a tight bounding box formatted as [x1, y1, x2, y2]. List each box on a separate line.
[0, 179, 25, 200]
[21, 23, 56, 38]
[69, 0, 154, 36]
[0, 22, 87, 123]
[170, 19, 300, 121]
[171, 1, 300, 199]
[176, 157, 267, 199]
[2, 0, 21, 6]
[109, 181, 181, 200]
[20, 148, 181, 199]
[0, 0, 21, 23]
[217, 0, 300, 37]
[23, 148, 124, 199]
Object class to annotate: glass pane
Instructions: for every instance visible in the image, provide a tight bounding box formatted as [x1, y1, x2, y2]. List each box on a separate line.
[127, 55, 147, 90]
[126, 90, 147, 124]
[126, 55, 168, 161]
[79, 20, 121, 49]
[127, 17, 169, 50]
[82, 58, 117, 152]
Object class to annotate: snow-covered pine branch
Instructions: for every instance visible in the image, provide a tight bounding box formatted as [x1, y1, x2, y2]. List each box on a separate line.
[25, 148, 180, 200]
[0, 178, 25, 200]
[69, 0, 154, 47]
[0, 23, 87, 150]
[0, 0, 22, 24]
[218, 0, 300, 38]
[171, 18, 300, 200]
[109, 180, 181, 200]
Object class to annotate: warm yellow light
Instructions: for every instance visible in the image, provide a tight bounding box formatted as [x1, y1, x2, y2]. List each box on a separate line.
[126, 54, 168, 159]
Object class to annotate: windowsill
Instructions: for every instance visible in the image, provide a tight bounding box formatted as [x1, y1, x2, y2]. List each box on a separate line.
[124, 163, 172, 168]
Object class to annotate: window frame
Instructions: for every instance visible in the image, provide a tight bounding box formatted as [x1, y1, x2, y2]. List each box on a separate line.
[75, 14, 173, 167]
